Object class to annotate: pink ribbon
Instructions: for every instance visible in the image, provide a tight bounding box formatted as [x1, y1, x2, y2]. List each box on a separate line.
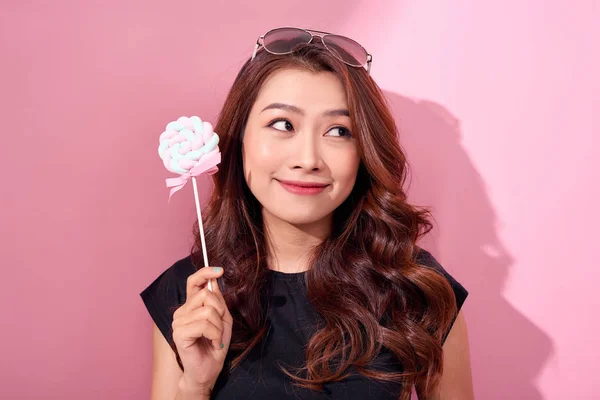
[165, 151, 221, 201]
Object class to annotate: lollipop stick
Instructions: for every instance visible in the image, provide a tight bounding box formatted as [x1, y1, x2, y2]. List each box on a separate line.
[192, 176, 212, 292]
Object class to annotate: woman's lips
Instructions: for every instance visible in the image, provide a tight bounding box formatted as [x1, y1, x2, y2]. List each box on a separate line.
[276, 179, 330, 195]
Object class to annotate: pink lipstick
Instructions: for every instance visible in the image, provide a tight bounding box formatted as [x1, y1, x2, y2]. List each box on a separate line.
[277, 179, 329, 195]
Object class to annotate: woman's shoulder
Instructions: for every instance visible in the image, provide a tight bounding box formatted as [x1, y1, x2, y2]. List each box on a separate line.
[141, 255, 197, 295]
[139, 254, 198, 345]
[413, 247, 469, 343]
[161, 255, 197, 282]
[414, 247, 469, 310]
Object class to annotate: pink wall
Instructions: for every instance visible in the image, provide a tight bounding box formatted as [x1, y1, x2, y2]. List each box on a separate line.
[1, 1, 597, 399]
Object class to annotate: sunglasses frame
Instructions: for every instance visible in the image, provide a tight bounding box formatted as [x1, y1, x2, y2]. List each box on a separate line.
[251, 26, 372, 74]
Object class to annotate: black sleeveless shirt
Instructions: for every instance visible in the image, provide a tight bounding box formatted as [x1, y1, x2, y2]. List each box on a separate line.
[140, 249, 468, 399]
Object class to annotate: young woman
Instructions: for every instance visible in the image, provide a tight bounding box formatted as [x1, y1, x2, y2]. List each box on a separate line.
[141, 27, 473, 400]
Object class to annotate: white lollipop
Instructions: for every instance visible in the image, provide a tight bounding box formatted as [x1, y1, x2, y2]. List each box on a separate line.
[158, 116, 221, 291]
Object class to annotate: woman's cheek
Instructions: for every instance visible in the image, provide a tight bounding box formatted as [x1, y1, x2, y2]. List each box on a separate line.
[257, 139, 285, 168]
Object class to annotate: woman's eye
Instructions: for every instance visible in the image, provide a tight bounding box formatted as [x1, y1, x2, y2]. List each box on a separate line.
[269, 119, 294, 132]
[326, 126, 352, 138]
[268, 119, 351, 138]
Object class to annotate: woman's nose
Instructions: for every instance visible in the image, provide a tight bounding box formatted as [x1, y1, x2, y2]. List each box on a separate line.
[290, 131, 323, 171]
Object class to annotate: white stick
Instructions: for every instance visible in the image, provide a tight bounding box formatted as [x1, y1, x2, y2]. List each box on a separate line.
[192, 176, 212, 292]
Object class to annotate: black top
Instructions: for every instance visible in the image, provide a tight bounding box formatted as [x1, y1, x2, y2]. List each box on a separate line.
[140, 249, 468, 399]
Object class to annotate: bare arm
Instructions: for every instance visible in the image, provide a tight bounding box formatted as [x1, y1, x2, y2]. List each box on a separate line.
[149, 322, 182, 399]
[149, 322, 210, 400]
[432, 311, 475, 399]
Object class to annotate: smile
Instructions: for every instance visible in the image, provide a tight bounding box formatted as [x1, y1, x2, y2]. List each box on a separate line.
[276, 179, 330, 195]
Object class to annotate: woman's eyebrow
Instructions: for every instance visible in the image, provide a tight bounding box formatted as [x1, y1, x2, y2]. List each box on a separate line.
[261, 102, 349, 117]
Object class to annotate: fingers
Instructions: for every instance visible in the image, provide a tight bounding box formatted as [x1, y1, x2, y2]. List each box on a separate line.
[186, 266, 224, 297]
[173, 306, 224, 350]
[175, 306, 223, 330]
[173, 315, 224, 351]
[181, 288, 226, 319]
[210, 276, 232, 323]
[186, 267, 229, 316]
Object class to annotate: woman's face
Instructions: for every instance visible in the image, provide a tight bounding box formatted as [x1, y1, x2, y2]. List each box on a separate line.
[242, 68, 360, 227]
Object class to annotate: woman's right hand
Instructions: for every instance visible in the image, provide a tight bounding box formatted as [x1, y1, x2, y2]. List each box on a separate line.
[172, 266, 233, 395]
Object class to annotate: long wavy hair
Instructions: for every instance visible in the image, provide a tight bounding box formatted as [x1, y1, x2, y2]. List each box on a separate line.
[182, 42, 457, 399]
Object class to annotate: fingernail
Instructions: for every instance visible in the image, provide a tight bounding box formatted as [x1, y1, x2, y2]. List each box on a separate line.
[220, 343, 224, 349]
[213, 267, 222, 272]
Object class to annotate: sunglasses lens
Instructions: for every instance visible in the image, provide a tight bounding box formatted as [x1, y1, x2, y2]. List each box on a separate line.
[263, 28, 312, 54]
[323, 35, 368, 67]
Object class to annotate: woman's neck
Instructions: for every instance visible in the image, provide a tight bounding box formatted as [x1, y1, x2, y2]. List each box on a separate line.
[262, 209, 332, 274]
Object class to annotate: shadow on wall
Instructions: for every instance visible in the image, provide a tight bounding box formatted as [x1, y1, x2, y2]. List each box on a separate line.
[384, 91, 554, 400]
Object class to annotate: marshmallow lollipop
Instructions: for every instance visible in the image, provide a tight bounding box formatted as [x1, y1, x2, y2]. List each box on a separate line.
[158, 116, 221, 291]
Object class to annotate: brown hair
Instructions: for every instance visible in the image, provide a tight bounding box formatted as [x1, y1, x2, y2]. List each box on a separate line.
[184, 42, 457, 399]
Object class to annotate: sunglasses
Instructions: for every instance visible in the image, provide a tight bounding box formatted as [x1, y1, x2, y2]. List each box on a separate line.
[251, 27, 373, 74]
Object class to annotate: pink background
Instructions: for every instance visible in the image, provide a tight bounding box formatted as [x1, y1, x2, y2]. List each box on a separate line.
[1, 1, 597, 399]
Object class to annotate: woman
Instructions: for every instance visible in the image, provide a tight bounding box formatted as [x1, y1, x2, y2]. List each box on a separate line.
[141, 27, 473, 400]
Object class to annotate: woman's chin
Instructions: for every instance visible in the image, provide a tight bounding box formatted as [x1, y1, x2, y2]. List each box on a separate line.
[270, 209, 331, 227]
